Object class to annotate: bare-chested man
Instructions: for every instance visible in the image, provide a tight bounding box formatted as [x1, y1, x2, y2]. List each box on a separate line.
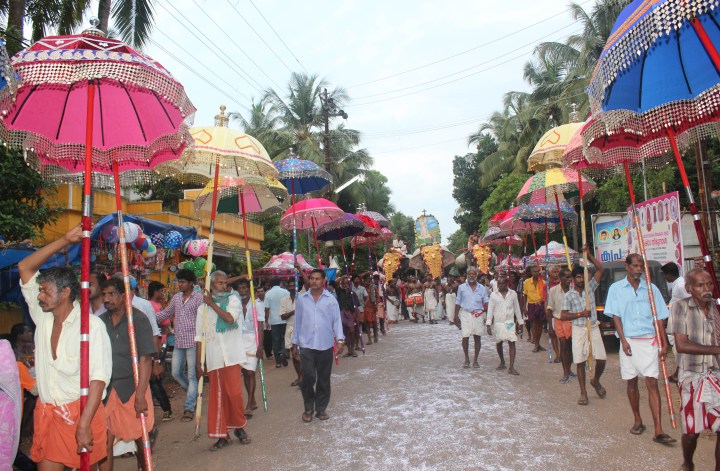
[407, 276, 424, 323]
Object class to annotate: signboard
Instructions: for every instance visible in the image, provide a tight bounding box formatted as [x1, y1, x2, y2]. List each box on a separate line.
[415, 212, 441, 246]
[626, 191, 684, 274]
[594, 215, 629, 262]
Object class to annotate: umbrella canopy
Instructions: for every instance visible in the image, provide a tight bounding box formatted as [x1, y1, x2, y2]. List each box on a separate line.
[380, 227, 394, 241]
[280, 198, 344, 231]
[156, 109, 278, 184]
[316, 213, 365, 241]
[193, 174, 288, 219]
[527, 122, 585, 173]
[480, 226, 523, 246]
[497, 255, 524, 268]
[1, 29, 194, 180]
[256, 252, 314, 277]
[488, 209, 510, 228]
[354, 213, 382, 236]
[513, 202, 578, 228]
[357, 210, 390, 228]
[275, 154, 333, 195]
[516, 168, 596, 205]
[352, 234, 380, 246]
[527, 241, 578, 265]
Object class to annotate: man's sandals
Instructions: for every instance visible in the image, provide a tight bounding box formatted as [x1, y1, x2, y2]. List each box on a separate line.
[590, 379, 606, 398]
[653, 433, 677, 445]
[181, 410, 193, 422]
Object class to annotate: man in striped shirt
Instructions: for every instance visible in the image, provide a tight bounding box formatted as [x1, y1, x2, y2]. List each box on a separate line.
[156, 269, 204, 423]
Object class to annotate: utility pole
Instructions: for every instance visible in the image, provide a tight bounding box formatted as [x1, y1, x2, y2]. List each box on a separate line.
[319, 88, 348, 171]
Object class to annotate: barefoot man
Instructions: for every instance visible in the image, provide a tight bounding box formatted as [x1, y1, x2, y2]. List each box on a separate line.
[561, 248, 606, 406]
[547, 267, 574, 383]
[523, 265, 546, 353]
[667, 269, 720, 471]
[454, 267, 489, 369]
[486, 276, 523, 375]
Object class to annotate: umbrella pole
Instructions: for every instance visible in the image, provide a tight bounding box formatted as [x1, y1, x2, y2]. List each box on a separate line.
[239, 191, 268, 413]
[623, 162, 676, 429]
[553, 193, 573, 267]
[667, 129, 720, 302]
[338, 229, 349, 274]
[112, 161, 154, 471]
[291, 181, 299, 293]
[79, 82, 95, 471]
[311, 217, 324, 269]
[195, 156, 220, 438]
[351, 237, 357, 276]
[579, 173, 593, 373]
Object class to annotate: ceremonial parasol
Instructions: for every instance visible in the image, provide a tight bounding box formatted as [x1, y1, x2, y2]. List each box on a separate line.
[353, 212, 383, 274]
[0, 23, 196, 470]
[316, 213, 365, 272]
[194, 174, 288, 413]
[275, 151, 333, 290]
[358, 209, 390, 228]
[527, 121, 585, 173]
[380, 227, 394, 241]
[580, 1, 720, 424]
[488, 209, 511, 228]
[255, 252, 314, 278]
[280, 198, 344, 268]
[526, 241, 579, 265]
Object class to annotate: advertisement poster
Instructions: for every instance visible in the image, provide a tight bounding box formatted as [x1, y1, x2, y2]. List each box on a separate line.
[415, 212, 441, 246]
[595, 216, 629, 262]
[626, 191, 684, 273]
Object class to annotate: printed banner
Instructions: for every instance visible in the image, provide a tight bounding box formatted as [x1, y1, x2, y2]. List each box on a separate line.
[595, 216, 629, 262]
[627, 192, 684, 274]
[415, 213, 441, 247]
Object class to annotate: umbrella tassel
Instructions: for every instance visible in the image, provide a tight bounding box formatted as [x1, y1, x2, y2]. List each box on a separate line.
[624, 162, 676, 429]
[113, 160, 154, 471]
[195, 156, 221, 438]
[79, 81, 94, 471]
[240, 192, 268, 413]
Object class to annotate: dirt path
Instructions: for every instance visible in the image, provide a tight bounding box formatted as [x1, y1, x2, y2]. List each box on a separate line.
[117, 321, 715, 470]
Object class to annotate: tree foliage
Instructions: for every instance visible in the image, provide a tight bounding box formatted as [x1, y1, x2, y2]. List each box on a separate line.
[0, 147, 63, 243]
[389, 211, 415, 253]
[446, 228, 468, 254]
[134, 177, 194, 213]
[477, 173, 528, 234]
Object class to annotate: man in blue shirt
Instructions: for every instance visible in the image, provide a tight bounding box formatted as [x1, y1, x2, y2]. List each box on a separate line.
[264, 277, 291, 368]
[605, 253, 675, 445]
[453, 267, 489, 368]
[291, 269, 345, 423]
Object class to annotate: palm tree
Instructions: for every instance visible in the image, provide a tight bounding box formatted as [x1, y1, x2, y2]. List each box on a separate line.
[97, 0, 156, 48]
[4, 0, 89, 54]
[229, 98, 293, 159]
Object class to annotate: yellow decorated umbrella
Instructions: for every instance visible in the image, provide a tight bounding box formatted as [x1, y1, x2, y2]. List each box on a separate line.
[527, 122, 585, 173]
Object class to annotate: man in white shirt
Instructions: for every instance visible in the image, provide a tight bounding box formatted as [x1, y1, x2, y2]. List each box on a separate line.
[486, 276, 523, 375]
[195, 271, 250, 451]
[264, 277, 292, 368]
[662, 262, 688, 303]
[233, 279, 265, 416]
[18, 226, 112, 469]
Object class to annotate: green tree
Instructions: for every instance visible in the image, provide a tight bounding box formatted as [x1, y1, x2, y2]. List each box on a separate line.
[446, 228, 468, 254]
[96, 0, 156, 48]
[477, 173, 528, 233]
[134, 176, 194, 213]
[0, 147, 63, 242]
[452, 134, 497, 232]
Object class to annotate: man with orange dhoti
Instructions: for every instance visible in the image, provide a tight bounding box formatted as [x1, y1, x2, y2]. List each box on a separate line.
[18, 226, 113, 470]
[97, 276, 157, 471]
[195, 271, 251, 451]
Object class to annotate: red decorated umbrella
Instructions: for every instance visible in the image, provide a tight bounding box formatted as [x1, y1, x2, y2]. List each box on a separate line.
[281, 198, 344, 268]
[488, 209, 510, 228]
[357, 209, 390, 228]
[0, 24, 195, 470]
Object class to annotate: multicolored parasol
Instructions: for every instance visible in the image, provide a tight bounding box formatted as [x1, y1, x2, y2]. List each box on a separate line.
[281, 198, 344, 268]
[274, 154, 334, 195]
[255, 252, 315, 278]
[516, 168, 596, 205]
[526, 241, 579, 265]
[527, 122, 585, 173]
[357, 210, 390, 228]
[315, 213, 365, 241]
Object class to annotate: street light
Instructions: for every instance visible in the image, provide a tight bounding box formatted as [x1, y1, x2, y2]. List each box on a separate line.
[320, 88, 348, 170]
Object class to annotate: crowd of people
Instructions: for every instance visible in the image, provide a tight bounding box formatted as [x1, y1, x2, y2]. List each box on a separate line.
[1, 225, 720, 471]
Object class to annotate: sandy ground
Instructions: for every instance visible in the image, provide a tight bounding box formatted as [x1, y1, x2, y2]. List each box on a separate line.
[115, 321, 717, 471]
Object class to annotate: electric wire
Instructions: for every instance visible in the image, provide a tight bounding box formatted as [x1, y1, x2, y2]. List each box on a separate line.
[246, 0, 308, 73]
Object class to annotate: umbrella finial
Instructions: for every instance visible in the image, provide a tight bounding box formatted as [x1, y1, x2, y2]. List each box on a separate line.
[83, 18, 106, 37]
[569, 103, 579, 123]
[214, 105, 229, 127]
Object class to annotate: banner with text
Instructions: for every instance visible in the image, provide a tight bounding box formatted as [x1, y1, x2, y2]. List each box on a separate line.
[595, 216, 629, 262]
[627, 191, 684, 273]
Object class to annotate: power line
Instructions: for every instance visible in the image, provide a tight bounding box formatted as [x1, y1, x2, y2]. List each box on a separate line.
[353, 23, 579, 101]
[224, 0, 294, 73]
[372, 137, 466, 155]
[348, 29, 581, 108]
[189, 0, 285, 91]
[152, 29, 251, 103]
[347, 0, 593, 89]
[155, 0, 266, 94]
[246, 0, 308, 73]
[150, 40, 248, 110]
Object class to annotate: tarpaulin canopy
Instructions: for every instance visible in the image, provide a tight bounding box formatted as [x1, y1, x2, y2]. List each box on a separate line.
[91, 213, 198, 241]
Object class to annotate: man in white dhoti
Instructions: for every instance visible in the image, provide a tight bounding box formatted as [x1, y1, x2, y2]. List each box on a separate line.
[454, 267, 489, 369]
[445, 279, 457, 325]
[486, 276, 524, 375]
[424, 281, 439, 324]
[384, 279, 401, 324]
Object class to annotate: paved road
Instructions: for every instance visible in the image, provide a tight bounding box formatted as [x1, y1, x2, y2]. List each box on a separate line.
[119, 321, 716, 470]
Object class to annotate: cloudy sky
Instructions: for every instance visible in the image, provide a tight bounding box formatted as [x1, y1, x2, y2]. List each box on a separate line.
[142, 0, 595, 242]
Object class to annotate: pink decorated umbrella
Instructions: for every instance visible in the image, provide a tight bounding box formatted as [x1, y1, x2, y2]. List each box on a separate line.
[255, 252, 314, 278]
[280, 198, 344, 268]
[0, 24, 194, 471]
[380, 227, 394, 241]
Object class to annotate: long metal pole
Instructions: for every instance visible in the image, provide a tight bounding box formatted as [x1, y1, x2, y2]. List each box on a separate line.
[553, 193, 573, 267]
[578, 173, 593, 373]
[195, 156, 220, 437]
[79, 81, 95, 471]
[113, 161, 153, 471]
[239, 190, 268, 412]
[623, 162, 676, 429]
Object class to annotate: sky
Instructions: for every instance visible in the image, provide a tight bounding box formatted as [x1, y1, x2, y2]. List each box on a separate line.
[139, 0, 596, 243]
